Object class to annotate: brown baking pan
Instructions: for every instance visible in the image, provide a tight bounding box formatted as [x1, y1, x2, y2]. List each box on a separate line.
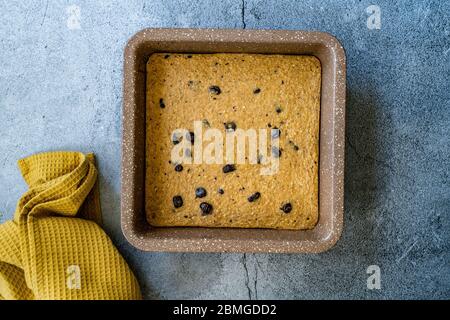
[121, 28, 346, 253]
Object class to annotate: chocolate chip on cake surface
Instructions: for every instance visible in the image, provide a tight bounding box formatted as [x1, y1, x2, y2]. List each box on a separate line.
[253, 88, 261, 94]
[172, 132, 182, 145]
[187, 131, 195, 144]
[173, 195, 183, 208]
[271, 127, 281, 139]
[275, 106, 282, 113]
[202, 119, 211, 127]
[247, 192, 261, 202]
[272, 146, 282, 158]
[186, 54, 192, 58]
[257, 153, 265, 164]
[195, 187, 207, 198]
[218, 188, 224, 195]
[174, 164, 183, 172]
[280, 202, 292, 213]
[200, 202, 213, 215]
[208, 85, 221, 95]
[164, 54, 170, 59]
[224, 121, 237, 132]
[159, 98, 166, 109]
[288, 140, 300, 151]
[222, 164, 236, 173]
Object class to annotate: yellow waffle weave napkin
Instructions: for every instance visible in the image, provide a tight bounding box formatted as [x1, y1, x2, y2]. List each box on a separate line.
[0, 151, 141, 300]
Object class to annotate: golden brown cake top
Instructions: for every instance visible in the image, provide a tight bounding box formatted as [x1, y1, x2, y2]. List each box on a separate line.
[145, 53, 321, 230]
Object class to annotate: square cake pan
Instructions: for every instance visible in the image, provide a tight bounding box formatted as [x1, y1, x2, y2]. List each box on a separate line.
[121, 28, 346, 253]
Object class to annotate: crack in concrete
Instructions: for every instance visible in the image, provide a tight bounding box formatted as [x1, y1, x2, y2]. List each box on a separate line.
[40, 0, 49, 26]
[241, 0, 246, 29]
[396, 238, 418, 264]
[254, 263, 258, 300]
[241, 253, 252, 299]
[346, 134, 364, 160]
[346, 134, 413, 181]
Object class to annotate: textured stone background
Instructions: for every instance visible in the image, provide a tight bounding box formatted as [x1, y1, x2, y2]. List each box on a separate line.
[0, 0, 449, 299]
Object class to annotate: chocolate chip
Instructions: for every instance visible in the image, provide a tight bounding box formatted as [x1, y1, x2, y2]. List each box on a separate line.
[159, 98, 165, 109]
[209, 85, 221, 95]
[174, 164, 183, 172]
[253, 88, 261, 94]
[280, 203, 292, 213]
[247, 192, 261, 202]
[173, 196, 183, 208]
[289, 140, 299, 151]
[257, 154, 263, 164]
[224, 121, 237, 131]
[223, 164, 236, 173]
[172, 133, 182, 145]
[202, 119, 211, 127]
[271, 127, 280, 139]
[187, 54, 192, 58]
[195, 187, 207, 198]
[200, 202, 213, 215]
[272, 146, 282, 158]
[164, 54, 170, 59]
[218, 188, 224, 195]
[187, 131, 195, 144]
[275, 106, 282, 113]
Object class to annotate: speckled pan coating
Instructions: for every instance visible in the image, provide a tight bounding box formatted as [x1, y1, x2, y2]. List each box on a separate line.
[121, 28, 346, 253]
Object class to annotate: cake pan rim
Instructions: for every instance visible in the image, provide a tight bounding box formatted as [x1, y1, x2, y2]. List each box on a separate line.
[121, 27, 346, 253]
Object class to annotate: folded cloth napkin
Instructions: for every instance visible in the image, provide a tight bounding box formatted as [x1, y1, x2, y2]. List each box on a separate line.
[0, 151, 141, 300]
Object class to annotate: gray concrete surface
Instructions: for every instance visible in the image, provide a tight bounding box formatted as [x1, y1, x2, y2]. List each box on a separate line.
[0, 0, 449, 299]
